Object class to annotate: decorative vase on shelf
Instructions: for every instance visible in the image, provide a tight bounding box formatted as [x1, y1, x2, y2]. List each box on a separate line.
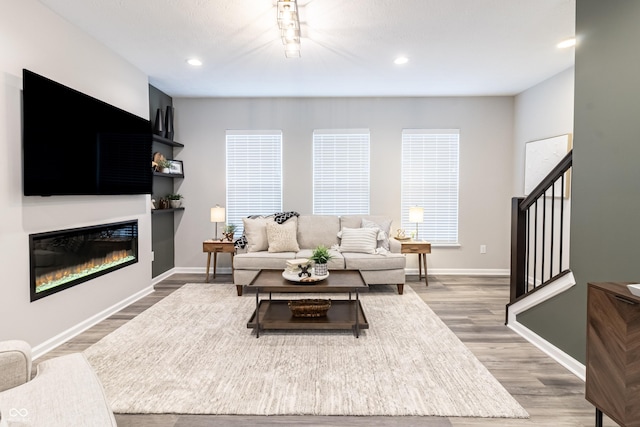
[164, 106, 174, 140]
[170, 200, 182, 209]
[153, 108, 164, 137]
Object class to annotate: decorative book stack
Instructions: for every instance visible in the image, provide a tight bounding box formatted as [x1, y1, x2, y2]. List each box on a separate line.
[285, 258, 309, 273]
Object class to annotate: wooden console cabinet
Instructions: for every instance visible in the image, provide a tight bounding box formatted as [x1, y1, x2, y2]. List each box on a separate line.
[586, 282, 640, 427]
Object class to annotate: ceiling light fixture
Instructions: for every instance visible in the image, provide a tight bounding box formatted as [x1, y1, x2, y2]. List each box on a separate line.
[277, 0, 301, 58]
[186, 58, 203, 66]
[557, 38, 576, 49]
[394, 56, 409, 65]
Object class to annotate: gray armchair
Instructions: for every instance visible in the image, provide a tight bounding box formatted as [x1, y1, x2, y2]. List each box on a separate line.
[0, 340, 116, 426]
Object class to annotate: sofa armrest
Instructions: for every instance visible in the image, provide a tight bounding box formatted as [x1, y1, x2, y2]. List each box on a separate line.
[389, 237, 402, 253]
[0, 340, 32, 392]
[0, 353, 116, 426]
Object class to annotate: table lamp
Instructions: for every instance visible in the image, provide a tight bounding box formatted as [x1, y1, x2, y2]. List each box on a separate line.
[409, 206, 424, 240]
[210, 205, 225, 241]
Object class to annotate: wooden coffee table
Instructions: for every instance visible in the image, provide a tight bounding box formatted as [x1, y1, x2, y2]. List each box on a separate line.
[244, 269, 369, 338]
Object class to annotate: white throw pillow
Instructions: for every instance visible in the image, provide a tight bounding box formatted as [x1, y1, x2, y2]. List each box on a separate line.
[242, 217, 270, 252]
[267, 218, 300, 253]
[362, 218, 392, 250]
[338, 227, 378, 254]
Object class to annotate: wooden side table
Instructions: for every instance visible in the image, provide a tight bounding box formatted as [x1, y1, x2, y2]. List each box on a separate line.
[400, 240, 432, 285]
[203, 240, 235, 282]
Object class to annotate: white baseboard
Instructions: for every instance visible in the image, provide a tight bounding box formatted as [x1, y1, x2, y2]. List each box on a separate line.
[152, 268, 177, 285]
[173, 267, 233, 275]
[507, 320, 585, 381]
[506, 271, 585, 380]
[32, 285, 155, 360]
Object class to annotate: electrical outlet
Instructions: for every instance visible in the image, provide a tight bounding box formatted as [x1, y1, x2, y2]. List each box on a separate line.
[480, 245, 487, 254]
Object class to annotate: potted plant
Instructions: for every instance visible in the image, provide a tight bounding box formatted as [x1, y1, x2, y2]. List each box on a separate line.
[310, 245, 332, 276]
[166, 193, 183, 209]
[157, 159, 172, 173]
[223, 224, 237, 242]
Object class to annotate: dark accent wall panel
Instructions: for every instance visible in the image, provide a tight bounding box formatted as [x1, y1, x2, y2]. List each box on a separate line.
[149, 84, 175, 277]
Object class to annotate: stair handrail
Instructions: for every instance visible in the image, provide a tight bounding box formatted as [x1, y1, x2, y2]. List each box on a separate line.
[510, 149, 572, 303]
[521, 150, 573, 210]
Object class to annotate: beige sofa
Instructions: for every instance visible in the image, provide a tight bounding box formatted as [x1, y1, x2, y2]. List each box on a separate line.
[0, 340, 116, 427]
[233, 214, 406, 295]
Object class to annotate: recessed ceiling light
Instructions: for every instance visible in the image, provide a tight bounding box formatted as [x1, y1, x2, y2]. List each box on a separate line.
[394, 56, 409, 65]
[186, 58, 203, 66]
[557, 38, 576, 49]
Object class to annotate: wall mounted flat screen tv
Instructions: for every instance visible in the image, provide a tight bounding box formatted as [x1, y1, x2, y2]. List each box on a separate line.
[22, 69, 152, 196]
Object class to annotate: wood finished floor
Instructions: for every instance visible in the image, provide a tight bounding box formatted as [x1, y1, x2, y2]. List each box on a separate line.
[40, 274, 615, 427]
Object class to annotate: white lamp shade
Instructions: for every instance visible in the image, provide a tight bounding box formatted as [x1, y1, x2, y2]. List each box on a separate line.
[409, 206, 424, 223]
[210, 206, 225, 223]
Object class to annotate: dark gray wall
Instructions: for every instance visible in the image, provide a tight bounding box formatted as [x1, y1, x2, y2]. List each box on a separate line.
[149, 84, 176, 278]
[518, 1, 640, 364]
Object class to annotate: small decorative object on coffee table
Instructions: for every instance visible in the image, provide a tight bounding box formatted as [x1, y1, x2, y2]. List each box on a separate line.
[298, 264, 312, 278]
[310, 245, 332, 276]
[281, 270, 329, 283]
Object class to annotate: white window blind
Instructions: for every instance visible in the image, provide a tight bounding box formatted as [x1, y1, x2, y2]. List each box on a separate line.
[226, 130, 282, 235]
[313, 129, 370, 215]
[401, 129, 459, 245]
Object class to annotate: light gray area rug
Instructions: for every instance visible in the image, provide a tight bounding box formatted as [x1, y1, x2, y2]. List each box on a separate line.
[84, 284, 528, 418]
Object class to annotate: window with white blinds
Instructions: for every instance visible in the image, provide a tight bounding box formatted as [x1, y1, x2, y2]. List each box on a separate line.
[226, 130, 282, 235]
[401, 129, 459, 245]
[313, 129, 370, 215]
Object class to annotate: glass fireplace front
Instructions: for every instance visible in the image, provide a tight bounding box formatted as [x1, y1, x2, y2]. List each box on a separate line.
[29, 220, 138, 302]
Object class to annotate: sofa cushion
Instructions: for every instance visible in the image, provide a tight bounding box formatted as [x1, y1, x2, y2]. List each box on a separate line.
[361, 218, 392, 250]
[340, 215, 391, 230]
[297, 215, 340, 249]
[296, 249, 345, 269]
[242, 217, 270, 252]
[338, 227, 378, 254]
[233, 252, 297, 270]
[343, 252, 406, 270]
[266, 218, 300, 252]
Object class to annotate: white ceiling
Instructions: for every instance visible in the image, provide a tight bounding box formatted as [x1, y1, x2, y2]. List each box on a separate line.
[36, 0, 576, 98]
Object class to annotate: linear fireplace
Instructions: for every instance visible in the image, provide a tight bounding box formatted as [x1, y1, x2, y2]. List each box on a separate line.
[29, 220, 138, 302]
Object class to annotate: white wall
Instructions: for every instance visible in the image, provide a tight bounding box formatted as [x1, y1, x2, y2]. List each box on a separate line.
[0, 0, 152, 353]
[513, 67, 575, 196]
[173, 96, 515, 274]
[512, 68, 575, 281]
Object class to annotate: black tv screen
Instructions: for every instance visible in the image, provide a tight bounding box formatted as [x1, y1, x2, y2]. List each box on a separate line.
[22, 69, 152, 196]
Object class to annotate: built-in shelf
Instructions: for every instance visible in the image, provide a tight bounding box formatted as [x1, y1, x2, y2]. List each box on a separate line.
[151, 207, 185, 215]
[152, 133, 185, 214]
[153, 171, 184, 178]
[153, 134, 184, 148]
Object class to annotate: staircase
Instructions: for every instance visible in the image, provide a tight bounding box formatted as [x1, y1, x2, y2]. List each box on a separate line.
[507, 150, 573, 313]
